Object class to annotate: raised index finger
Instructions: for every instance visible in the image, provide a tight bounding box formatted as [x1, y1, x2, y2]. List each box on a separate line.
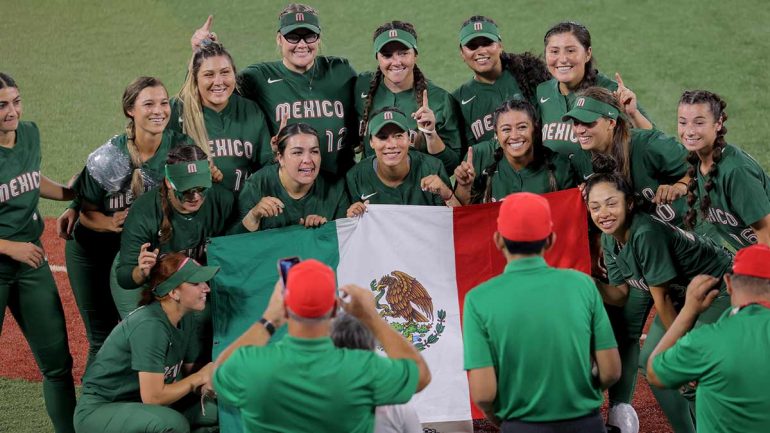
[466, 146, 473, 167]
[422, 89, 429, 109]
[615, 72, 625, 89]
[201, 15, 214, 32]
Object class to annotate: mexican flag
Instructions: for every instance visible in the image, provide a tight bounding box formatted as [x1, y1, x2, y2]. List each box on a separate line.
[208, 188, 589, 433]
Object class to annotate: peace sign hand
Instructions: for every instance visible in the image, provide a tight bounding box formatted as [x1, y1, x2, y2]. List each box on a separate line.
[413, 90, 436, 135]
[613, 72, 639, 117]
[270, 114, 289, 155]
[191, 15, 218, 52]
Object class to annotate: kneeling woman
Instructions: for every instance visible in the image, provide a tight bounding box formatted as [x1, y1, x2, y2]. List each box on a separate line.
[346, 107, 458, 217]
[453, 98, 577, 204]
[74, 253, 219, 433]
[235, 123, 348, 232]
[585, 158, 732, 433]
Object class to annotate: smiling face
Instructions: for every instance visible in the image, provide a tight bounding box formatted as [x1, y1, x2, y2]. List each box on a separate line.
[678, 102, 722, 154]
[277, 28, 319, 73]
[371, 123, 410, 168]
[128, 85, 170, 136]
[277, 133, 321, 186]
[377, 42, 416, 89]
[573, 117, 614, 153]
[496, 109, 535, 163]
[587, 181, 630, 237]
[172, 281, 211, 312]
[460, 37, 503, 78]
[545, 32, 591, 90]
[197, 55, 235, 111]
[0, 86, 21, 135]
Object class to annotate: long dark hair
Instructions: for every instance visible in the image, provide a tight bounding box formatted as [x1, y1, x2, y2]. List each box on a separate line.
[681, 90, 729, 230]
[544, 21, 597, 91]
[577, 87, 633, 183]
[274, 122, 320, 156]
[159, 145, 209, 243]
[461, 16, 549, 103]
[0, 73, 18, 90]
[139, 252, 188, 306]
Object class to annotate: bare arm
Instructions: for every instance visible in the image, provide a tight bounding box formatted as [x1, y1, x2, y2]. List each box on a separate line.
[594, 348, 622, 389]
[594, 280, 629, 307]
[650, 284, 678, 330]
[750, 214, 770, 247]
[468, 367, 501, 427]
[139, 363, 213, 405]
[40, 175, 74, 201]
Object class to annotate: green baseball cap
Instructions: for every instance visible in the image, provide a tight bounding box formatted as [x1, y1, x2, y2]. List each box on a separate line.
[153, 257, 219, 297]
[562, 96, 619, 123]
[373, 28, 418, 57]
[368, 109, 410, 136]
[164, 160, 212, 192]
[459, 20, 501, 46]
[279, 11, 321, 35]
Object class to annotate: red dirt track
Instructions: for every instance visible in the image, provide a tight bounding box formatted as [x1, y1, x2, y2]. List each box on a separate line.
[0, 220, 672, 432]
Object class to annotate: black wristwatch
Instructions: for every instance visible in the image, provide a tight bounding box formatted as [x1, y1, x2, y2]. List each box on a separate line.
[259, 317, 276, 336]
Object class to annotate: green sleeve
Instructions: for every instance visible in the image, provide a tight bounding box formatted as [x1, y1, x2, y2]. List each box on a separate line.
[432, 91, 462, 173]
[79, 166, 108, 207]
[641, 129, 688, 181]
[602, 234, 626, 286]
[129, 320, 170, 373]
[213, 347, 250, 407]
[462, 294, 494, 369]
[652, 326, 713, 388]
[236, 174, 263, 221]
[725, 165, 770, 226]
[550, 151, 579, 190]
[168, 98, 184, 133]
[589, 277, 618, 350]
[332, 181, 351, 220]
[236, 67, 262, 105]
[211, 185, 237, 235]
[367, 354, 419, 406]
[345, 167, 363, 204]
[116, 198, 159, 290]
[633, 226, 678, 287]
[183, 315, 202, 364]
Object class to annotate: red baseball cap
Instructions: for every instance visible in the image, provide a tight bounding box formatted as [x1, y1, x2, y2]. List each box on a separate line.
[732, 244, 770, 279]
[497, 192, 553, 242]
[284, 259, 337, 318]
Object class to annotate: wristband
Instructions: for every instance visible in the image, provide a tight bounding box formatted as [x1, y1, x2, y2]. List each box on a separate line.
[675, 181, 689, 188]
[259, 317, 276, 336]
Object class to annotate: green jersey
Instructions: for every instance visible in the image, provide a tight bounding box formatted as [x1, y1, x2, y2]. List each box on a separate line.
[536, 73, 652, 156]
[652, 304, 770, 433]
[355, 71, 463, 173]
[115, 184, 235, 290]
[452, 70, 525, 144]
[694, 144, 770, 250]
[235, 164, 349, 232]
[76, 302, 198, 412]
[346, 151, 450, 206]
[239, 56, 357, 178]
[462, 140, 577, 202]
[573, 128, 689, 225]
[0, 121, 44, 242]
[602, 213, 732, 294]
[214, 335, 419, 433]
[463, 256, 616, 421]
[169, 94, 273, 193]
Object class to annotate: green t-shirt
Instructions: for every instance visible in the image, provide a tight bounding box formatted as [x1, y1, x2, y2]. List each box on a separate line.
[169, 94, 273, 193]
[345, 151, 450, 206]
[235, 164, 349, 232]
[115, 184, 235, 290]
[214, 335, 419, 433]
[461, 139, 577, 202]
[0, 121, 44, 243]
[238, 56, 357, 178]
[463, 256, 616, 421]
[602, 213, 733, 295]
[355, 71, 463, 173]
[573, 128, 689, 225]
[536, 72, 653, 157]
[76, 302, 197, 412]
[452, 70, 525, 144]
[652, 304, 770, 433]
[694, 144, 770, 250]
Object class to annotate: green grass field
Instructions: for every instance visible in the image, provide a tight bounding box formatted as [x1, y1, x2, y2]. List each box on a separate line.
[1, 0, 769, 431]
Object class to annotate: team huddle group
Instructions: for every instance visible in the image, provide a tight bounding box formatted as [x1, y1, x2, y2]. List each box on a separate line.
[1, 2, 769, 433]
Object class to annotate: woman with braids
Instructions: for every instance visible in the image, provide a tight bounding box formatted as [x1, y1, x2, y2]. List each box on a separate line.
[346, 107, 458, 217]
[65, 77, 193, 368]
[190, 5, 357, 179]
[562, 87, 689, 225]
[113, 145, 234, 319]
[537, 21, 654, 158]
[170, 41, 273, 195]
[585, 155, 733, 433]
[452, 15, 550, 145]
[0, 72, 77, 433]
[74, 253, 219, 433]
[234, 123, 348, 232]
[453, 99, 577, 204]
[679, 90, 770, 250]
[355, 20, 463, 174]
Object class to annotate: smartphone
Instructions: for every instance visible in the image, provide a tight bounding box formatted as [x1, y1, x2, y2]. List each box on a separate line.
[278, 256, 301, 288]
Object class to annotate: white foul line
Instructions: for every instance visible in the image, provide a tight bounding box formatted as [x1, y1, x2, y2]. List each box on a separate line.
[50, 265, 68, 273]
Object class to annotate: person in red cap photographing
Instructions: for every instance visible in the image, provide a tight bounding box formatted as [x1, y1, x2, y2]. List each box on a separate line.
[210, 259, 431, 433]
[463, 192, 621, 432]
[647, 244, 770, 433]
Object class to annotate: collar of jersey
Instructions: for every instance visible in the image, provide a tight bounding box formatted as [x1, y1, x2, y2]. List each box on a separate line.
[202, 96, 234, 118]
[504, 256, 548, 273]
[281, 335, 335, 352]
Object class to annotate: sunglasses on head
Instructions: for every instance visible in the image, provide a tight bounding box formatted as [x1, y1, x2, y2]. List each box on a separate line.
[283, 32, 319, 44]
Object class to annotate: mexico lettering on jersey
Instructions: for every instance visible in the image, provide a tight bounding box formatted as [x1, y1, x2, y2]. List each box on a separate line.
[705, 206, 740, 227]
[275, 100, 345, 122]
[0, 171, 41, 203]
[542, 122, 577, 143]
[471, 114, 495, 141]
[210, 138, 254, 159]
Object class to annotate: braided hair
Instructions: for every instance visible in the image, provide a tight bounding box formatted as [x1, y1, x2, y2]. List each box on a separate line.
[159, 145, 208, 243]
[543, 21, 598, 91]
[577, 87, 633, 184]
[681, 90, 728, 230]
[460, 16, 549, 103]
[361, 21, 428, 145]
[473, 99, 556, 203]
